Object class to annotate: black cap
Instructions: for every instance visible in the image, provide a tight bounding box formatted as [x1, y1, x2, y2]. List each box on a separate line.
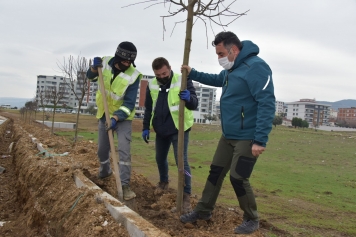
[115, 41, 137, 67]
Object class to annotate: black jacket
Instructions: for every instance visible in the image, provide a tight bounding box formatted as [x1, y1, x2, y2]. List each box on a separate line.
[143, 71, 198, 137]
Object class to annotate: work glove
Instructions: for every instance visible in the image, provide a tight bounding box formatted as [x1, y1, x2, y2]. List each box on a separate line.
[179, 90, 190, 102]
[106, 117, 117, 131]
[92, 57, 103, 69]
[142, 129, 150, 143]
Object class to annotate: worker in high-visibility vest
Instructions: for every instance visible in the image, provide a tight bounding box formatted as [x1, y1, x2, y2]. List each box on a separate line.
[87, 41, 142, 201]
[142, 57, 198, 213]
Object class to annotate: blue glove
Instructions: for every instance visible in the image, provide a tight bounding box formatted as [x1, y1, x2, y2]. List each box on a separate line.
[179, 90, 190, 102]
[92, 57, 103, 69]
[142, 129, 150, 143]
[106, 117, 117, 131]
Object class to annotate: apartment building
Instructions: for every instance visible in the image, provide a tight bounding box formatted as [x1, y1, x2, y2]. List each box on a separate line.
[275, 100, 284, 115]
[36, 75, 98, 110]
[285, 98, 330, 125]
[36, 75, 217, 123]
[337, 107, 356, 123]
[136, 79, 217, 123]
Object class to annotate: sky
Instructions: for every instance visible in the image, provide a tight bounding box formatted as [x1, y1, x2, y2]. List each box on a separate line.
[0, 0, 355, 103]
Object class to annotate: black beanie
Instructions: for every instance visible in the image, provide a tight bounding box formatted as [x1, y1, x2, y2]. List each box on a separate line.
[115, 41, 137, 67]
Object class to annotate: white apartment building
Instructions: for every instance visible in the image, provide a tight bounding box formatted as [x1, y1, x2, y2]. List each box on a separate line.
[285, 98, 330, 125]
[192, 82, 217, 123]
[36, 75, 218, 121]
[275, 100, 284, 115]
[36, 75, 98, 111]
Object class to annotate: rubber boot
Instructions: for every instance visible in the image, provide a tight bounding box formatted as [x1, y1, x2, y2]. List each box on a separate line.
[122, 185, 136, 200]
[183, 192, 192, 214]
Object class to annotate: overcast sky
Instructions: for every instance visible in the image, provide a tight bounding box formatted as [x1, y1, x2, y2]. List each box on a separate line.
[0, 0, 355, 102]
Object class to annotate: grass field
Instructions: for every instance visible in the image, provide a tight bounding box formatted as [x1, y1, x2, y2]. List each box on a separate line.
[5, 110, 356, 236]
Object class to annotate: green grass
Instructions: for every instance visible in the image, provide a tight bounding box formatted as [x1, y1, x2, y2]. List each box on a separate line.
[58, 124, 356, 236]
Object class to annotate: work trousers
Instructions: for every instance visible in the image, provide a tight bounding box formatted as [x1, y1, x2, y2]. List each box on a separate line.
[155, 131, 192, 194]
[97, 119, 132, 186]
[195, 135, 259, 221]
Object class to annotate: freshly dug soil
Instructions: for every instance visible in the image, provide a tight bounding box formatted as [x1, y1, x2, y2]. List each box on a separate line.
[0, 115, 287, 237]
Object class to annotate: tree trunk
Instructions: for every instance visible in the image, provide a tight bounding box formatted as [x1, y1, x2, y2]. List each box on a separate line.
[74, 103, 83, 143]
[51, 110, 55, 134]
[177, 0, 197, 215]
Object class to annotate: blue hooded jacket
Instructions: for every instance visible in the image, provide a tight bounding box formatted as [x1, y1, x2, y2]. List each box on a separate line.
[189, 41, 275, 147]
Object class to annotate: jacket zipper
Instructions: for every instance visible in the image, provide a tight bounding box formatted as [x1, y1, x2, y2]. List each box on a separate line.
[221, 71, 231, 133]
[241, 106, 244, 129]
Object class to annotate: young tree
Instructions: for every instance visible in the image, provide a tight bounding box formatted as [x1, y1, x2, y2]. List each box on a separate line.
[203, 113, 217, 124]
[87, 104, 97, 115]
[272, 115, 283, 128]
[24, 100, 37, 124]
[125, 0, 247, 214]
[47, 84, 66, 134]
[58, 55, 91, 143]
[36, 89, 51, 125]
[19, 107, 26, 119]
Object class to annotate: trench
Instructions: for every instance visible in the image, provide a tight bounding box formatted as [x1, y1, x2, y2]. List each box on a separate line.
[0, 115, 287, 237]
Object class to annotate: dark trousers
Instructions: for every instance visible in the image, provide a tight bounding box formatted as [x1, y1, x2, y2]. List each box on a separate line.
[194, 135, 259, 221]
[155, 131, 192, 194]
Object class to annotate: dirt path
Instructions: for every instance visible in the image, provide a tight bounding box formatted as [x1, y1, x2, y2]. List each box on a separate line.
[0, 115, 287, 236]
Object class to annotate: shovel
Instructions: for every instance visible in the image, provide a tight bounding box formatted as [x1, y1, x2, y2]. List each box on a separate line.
[97, 67, 123, 201]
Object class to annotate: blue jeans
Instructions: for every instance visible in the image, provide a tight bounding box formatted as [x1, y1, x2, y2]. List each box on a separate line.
[155, 131, 192, 194]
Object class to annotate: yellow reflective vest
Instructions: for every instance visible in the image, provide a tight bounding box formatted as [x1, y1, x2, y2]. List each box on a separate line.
[148, 73, 193, 131]
[95, 56, 142, 120]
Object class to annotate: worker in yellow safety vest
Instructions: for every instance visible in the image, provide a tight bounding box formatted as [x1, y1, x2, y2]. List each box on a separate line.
[142, 57, 198, 213]
[87, 41, 142, 201]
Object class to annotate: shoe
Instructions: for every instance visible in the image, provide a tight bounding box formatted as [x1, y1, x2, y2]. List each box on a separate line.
[98, 171, 113, 180]
[234, 220, 259, 234]
[156, 181, 169, 190]
[122, 185, 136, 200]
[183, 193, 192, 214]
[180, 210, 212, 223]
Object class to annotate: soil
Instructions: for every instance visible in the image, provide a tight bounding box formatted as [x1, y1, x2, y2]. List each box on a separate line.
[0, 113, 289, 237]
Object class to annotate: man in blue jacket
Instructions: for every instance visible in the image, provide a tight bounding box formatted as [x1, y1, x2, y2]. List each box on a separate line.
[180, 32, 275, 235]
[142, 57, 198, 213]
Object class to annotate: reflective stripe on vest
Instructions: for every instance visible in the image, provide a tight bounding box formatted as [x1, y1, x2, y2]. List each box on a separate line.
[95, 56, 142, 119]
[149, 73, 193, 131]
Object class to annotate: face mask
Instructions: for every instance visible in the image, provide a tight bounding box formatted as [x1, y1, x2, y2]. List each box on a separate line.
[115, 61, 130, 71]
[218, 49, 234, 70]
[156, 76, 170, 85]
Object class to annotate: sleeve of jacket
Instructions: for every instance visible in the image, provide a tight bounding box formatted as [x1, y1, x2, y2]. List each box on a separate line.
[189, 68, 225, 87]
[185, 78, 198, 110]
[142, 85, 152, 130]
[113, 76, 140, 121]
[245, 62, 275, 147]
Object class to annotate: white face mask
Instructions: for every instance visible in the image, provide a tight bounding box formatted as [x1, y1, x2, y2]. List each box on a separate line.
[218, 49, 234, 70]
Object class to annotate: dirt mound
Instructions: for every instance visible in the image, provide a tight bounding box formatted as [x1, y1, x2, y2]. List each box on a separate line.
[0, 117, 287, 237]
